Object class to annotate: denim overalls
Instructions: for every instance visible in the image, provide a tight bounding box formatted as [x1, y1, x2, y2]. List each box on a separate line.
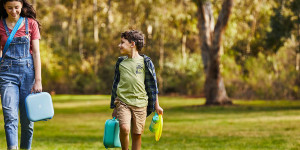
[0, 18, 35, 150]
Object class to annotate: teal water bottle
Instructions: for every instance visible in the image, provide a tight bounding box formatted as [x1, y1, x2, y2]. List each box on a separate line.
[149, 112, 159, 132]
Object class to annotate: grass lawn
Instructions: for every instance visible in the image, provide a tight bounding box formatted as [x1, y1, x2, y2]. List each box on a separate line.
[1, 95, 300, 150]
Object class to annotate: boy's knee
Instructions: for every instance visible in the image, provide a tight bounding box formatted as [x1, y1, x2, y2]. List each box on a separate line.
[120, 124, 130, 134]
[132, 133, 142, 139]
[132, 133, 141, 136]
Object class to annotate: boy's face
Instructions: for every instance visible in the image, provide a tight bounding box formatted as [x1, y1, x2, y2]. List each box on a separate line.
[119, 38, 133, 55]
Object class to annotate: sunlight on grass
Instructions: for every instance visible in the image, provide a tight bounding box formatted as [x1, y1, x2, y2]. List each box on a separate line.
[0, 95, 300, 149]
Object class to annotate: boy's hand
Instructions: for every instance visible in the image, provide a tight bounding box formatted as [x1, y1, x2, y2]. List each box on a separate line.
[155, 105, 164, 115]
[112, 108, 117, 118]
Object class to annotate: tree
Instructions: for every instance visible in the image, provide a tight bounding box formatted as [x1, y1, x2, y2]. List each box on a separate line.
[194, 0, 233, 105]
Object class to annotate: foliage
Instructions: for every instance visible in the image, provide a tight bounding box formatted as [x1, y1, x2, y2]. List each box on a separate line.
[223, 39, 299, 99]
[264, 0, 294, 53]
[163, 53, 205, 95]
[29, 0, 300, 99]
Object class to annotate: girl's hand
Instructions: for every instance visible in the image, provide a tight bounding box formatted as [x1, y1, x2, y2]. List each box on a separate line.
[31, 80, 42, 93]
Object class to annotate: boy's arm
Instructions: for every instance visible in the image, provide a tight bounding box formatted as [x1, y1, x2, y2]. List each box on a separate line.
[110, 74, 118, 109]
[145, 56, 163, 115]
[111, 61, 119, 117]
[155, 95, 163, 115]
[111, 58, 122, 109]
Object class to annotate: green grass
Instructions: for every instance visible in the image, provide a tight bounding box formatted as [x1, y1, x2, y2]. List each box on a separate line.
[1, 95, 300, 149]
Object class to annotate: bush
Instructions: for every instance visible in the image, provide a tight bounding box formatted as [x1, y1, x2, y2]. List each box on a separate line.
[162, 53, 205, 96]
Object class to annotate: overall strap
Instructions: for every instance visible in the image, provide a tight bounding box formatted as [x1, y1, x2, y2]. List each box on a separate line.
[25, 17, 29, 35]
[2, 19, 10, 36]
[0, 17, 24, 62]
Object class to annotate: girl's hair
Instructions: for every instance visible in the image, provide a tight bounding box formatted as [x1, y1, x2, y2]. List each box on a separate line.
[0, 0, 41, 30]
[121, 30, 145, 51]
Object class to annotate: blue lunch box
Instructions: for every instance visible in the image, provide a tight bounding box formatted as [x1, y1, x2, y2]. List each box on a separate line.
[25, 92, 54, 122]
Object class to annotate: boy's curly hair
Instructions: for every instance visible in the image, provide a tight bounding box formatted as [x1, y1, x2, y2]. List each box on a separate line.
[121, 30, 145, 51]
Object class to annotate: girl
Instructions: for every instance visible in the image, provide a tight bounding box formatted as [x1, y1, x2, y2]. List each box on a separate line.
[0, 0, 42, 149]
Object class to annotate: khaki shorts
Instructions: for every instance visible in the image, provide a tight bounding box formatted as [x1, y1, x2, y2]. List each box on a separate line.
[114, 98, 147, 134]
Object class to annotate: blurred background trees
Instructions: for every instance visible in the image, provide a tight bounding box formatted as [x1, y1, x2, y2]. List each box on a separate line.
[34, 0, 299, 100]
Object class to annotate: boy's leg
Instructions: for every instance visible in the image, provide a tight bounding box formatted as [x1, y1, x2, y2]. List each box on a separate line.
[130, 106, 147, 150]
[131, 133, 142, 150]
[120, 124, 130, 150]
[115, 99, 132, 150]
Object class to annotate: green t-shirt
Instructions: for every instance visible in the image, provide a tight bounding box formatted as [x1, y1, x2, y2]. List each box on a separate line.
[117, 56, 148, 107]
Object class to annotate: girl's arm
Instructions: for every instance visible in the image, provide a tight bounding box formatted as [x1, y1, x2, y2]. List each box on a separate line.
[31, 39, 42, 93]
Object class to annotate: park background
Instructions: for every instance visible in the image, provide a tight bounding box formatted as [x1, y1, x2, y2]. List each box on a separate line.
[1, 0, 300, 149]
[34, 0, 299, 100]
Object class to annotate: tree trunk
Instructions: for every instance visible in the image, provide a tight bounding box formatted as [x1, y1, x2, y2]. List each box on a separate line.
[102, 0, 112, 59]
[246, 11, 257, 54]
[182, 33, 187, 64]
[65, 0, 77, 92]
[67, 1, 76, 70]
[77, 0, 84, 61]
[93, 0, 99, 44]
[68, 0, 77, 54]
[106, 0, 112, 33]
[130, 0, 136, 26]
[158, 29, 165, 94]
[195, 0, 233, 105]
[197, 0, 214, 73]
[297, 53, 300, 71]
[182, 0, 188, 64]
[297, 11, 300, 71]
[93, 0, 100, 75]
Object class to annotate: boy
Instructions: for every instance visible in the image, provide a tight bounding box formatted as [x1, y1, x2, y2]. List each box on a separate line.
[111, 30, 163, 150]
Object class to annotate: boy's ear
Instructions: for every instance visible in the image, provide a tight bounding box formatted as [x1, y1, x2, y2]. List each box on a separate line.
[131, 41, 135, 47]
